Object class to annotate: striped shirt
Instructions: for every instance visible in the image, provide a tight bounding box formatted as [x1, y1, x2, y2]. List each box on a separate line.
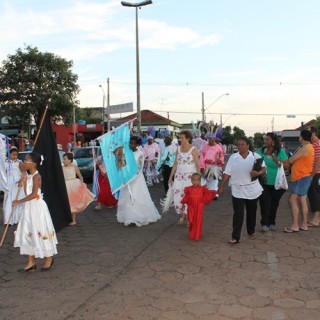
[313, 138, 320, 174]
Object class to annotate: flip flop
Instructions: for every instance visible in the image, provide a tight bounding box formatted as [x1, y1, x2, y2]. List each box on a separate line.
[249, 233, 257, 240]
[283, 227, 299, 233]
[228, 239, 239, 244]
[307, 221, 319, 227]
[299, 227, 309, 231]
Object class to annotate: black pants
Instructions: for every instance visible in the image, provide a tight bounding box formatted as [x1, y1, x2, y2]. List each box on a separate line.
[232, 196, 258, 241]
[162, 165, 172, 194]
[259, 184, 286, 226]
[308, 174, 320, 212]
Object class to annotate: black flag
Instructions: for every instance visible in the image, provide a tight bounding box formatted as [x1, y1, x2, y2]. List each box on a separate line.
[33, 112, 71, 231]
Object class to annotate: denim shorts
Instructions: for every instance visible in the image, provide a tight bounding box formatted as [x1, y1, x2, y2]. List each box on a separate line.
[290, 175, 312, 196]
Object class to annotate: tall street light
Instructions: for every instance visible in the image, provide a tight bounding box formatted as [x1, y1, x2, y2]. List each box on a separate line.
[121, 0, 153, 133]
[202, 92, 229, 122]
[99, 84, 106, 134]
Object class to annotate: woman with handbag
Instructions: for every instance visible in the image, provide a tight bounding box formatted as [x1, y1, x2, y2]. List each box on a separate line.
[257, 132, 289, 232]
[218, 137, 265, 244]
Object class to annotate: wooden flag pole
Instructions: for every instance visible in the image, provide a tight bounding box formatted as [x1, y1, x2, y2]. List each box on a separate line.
[0, 185, 22, 247]
[0, 106, 49, 247]
[32, 106, 49, 149]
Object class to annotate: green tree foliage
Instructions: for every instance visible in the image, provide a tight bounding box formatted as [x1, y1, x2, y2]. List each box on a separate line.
[221, 125, 233, 146]
[232, 126, 246, 144]
[77, 107, 102, 124]
[0, 45, 79, 129]
[253, 132, 265, 148]
[314, 116, 320, 134]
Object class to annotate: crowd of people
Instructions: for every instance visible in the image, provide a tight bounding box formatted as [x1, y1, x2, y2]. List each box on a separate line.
[1, 126, 319, 272]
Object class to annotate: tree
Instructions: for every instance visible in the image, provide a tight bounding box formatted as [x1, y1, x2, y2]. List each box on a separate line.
[77, 107, 102, 124]
[232, 126, 246, 144]
[253, 132, 264, 148]
[221, 125, 233, 146]
[0, 45, 79, 129]
[314, 116, 320, 134]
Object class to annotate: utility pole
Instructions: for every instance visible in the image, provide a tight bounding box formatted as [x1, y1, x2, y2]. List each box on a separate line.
[107, 78, 110, 132]
[201, 92, 205, 122]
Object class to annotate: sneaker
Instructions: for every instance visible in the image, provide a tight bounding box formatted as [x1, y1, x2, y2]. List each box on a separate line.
[269, 225, 276, 231]
[261, 225, 269, 232]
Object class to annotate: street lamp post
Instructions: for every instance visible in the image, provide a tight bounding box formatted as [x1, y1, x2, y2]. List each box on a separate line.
[121, 0, 152, 133]
[202, 92, 229, 123]
[99, 84, 106, 134]
[107, 77, 110, 132]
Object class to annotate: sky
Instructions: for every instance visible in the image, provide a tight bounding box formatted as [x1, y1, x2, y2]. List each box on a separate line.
[1, 0, 320, 136]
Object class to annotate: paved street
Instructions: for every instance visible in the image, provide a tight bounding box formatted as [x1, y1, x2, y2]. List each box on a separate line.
[0, 183, 320, 320]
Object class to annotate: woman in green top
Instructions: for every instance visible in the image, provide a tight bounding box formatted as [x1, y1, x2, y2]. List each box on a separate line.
[257, 132, 289, 231]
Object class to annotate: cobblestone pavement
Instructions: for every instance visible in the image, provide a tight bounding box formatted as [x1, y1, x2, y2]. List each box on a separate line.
[0, 183, 320, 320]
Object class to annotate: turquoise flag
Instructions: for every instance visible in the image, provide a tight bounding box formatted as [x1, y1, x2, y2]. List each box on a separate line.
[99, 122, 138, 194]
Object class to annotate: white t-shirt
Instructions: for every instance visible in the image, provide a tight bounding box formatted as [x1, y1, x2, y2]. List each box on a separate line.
[224, 152, 264, 199]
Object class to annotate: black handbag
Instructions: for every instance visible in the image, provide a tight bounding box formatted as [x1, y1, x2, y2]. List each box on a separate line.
[251, 154, 267, 185]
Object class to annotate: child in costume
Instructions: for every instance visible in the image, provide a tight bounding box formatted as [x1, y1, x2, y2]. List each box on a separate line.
[62, 153, 94, 225]
[3, 147, 25, 225]
[13, 152, 57, 272]
[94, 156, 118, 210]
[181, 173, 216, 240]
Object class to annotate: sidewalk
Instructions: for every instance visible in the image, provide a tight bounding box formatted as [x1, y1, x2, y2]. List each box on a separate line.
[0, 183, 319, 320]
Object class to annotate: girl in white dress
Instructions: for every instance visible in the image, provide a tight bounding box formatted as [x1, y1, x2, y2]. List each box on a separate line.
[117, 136, 161, 227]
[168, 130, 200, 225]
[3, 147, 25, 225]
[13, 152, 58, 272]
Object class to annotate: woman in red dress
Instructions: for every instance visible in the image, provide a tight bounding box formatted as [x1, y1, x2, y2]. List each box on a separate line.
[181, 173, 215, 240]
[94, 157, 118, 210]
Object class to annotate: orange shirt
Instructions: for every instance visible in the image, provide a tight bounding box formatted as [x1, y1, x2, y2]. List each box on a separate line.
[291, 144, 314, 181]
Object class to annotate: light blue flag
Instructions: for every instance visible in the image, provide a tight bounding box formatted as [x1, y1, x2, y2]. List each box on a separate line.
[99, 122, 138, 194]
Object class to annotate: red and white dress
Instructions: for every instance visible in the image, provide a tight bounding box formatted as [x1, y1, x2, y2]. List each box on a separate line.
[172, 147, 197, 215]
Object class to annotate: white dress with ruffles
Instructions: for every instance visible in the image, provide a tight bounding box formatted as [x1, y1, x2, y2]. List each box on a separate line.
[3, 159, 25, 225]
[117, 149, 161, 226]
[14, 171, 58, 258]
[172, 147, 197, 215]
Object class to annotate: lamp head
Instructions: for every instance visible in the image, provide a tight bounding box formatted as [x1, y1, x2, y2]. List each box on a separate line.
[121, 0, 152, 7]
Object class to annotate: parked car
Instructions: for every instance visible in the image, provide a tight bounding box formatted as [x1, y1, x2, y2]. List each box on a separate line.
[72, 147, 101, 181]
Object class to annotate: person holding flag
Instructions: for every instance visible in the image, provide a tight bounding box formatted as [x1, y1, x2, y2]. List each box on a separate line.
[117, 136, 161, 226]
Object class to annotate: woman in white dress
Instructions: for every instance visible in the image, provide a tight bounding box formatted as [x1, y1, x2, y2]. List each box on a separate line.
[13, 152, 58, 272]
[168, 130, 200, 225]
[3, 147, 25, 225]
[117, 136, 161, 227]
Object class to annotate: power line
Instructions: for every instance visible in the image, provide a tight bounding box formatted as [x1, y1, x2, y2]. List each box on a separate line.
[79, 79, 320, 87]
[152, 110, 319, 117]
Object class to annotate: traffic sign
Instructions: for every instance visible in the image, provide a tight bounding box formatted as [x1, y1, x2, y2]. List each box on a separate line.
[107, 102, 133, 114]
